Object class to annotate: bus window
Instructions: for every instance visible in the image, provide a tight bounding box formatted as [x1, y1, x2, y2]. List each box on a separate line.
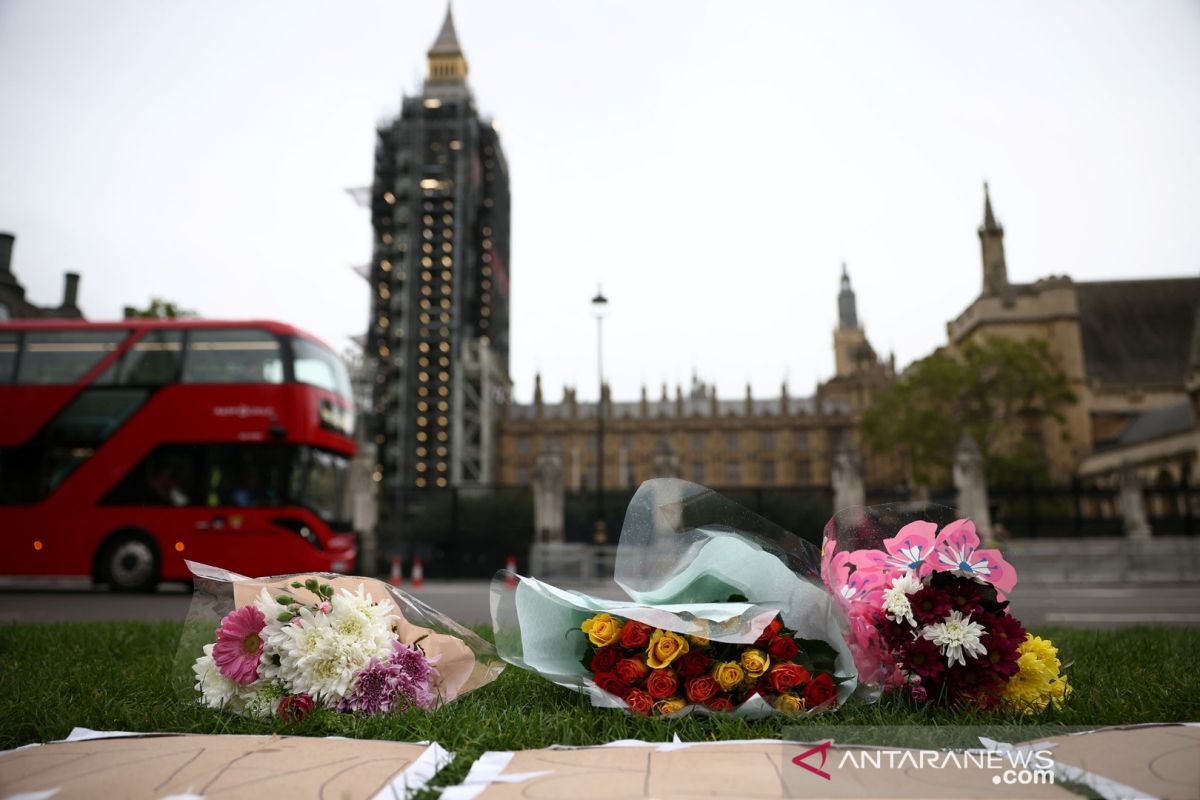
[101, 329, 184, 386]
[102, 444, 202, 507]
[182, 329, 283, 385]
[291, 337, 352, 399]
[202, 445, 292, 508]
[44, 389, 149, 445]
[0, 332, 16, 383]
[17, 330, 127, 384]
[0, 388, 149, 504]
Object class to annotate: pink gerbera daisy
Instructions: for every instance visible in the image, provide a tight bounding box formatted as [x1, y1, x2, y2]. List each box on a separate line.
[212, 605, 266, 685]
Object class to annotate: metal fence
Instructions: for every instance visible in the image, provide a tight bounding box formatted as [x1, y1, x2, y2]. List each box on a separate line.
[376, 481, 1200, 578]
[868, 481, 1200, 538]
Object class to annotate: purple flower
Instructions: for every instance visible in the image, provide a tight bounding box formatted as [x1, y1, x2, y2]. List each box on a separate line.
[337, 642, 439, 715]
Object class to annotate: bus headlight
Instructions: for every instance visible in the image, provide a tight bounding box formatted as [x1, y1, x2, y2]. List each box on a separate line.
[271, 517, 325, 550]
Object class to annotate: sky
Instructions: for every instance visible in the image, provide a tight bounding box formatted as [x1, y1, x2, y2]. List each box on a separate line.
[1, 1, 1198, 405]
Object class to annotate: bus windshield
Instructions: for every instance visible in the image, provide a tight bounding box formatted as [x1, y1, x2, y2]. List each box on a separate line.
[291, 337, 352, 401]
[301, 447, 349, 526]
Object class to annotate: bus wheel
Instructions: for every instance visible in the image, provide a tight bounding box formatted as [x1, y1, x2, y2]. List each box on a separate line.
[100, 533, 160, 592]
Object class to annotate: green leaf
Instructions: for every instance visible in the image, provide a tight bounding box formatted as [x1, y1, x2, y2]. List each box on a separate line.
[797, 638, 841, 676]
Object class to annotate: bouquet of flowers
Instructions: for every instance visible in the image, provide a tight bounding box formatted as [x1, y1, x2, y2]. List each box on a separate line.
[177, 562, 503, 721]
[821, 506, 1070, 712]
[491, 479, 857, 718]
[579, 611, 845, 716]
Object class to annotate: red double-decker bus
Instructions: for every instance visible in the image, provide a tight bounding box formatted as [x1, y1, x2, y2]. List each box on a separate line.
[0, 319, 358, 590]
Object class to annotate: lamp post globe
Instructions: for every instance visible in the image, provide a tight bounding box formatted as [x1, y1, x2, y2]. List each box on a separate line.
[592, 288, 608, 544]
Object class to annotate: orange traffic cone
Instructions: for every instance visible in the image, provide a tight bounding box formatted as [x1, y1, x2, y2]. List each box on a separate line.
[505, 554, 518, 587]
[410, 558, 424, 588]
[389, 557, 403, 587]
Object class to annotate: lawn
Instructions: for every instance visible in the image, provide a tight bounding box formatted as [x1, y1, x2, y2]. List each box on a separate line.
[1, 622, 1198, 792]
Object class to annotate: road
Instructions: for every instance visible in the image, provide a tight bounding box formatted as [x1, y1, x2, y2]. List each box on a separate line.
[2, 578, 1199, 628]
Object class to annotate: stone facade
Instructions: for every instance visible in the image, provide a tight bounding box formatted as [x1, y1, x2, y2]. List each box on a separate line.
[946, 185, 1200, 482]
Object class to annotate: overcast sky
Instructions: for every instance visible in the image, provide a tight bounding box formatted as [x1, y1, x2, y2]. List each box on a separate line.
[1, 1, 1197, 404]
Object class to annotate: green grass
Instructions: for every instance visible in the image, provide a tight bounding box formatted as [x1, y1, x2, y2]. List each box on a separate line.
[1, 623, 1198, 791]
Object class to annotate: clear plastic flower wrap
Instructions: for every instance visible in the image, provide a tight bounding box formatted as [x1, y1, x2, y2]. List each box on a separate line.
[490, 479, 858, 718]
[821, 504, 1071, 711]
[174, 561, 503, 720]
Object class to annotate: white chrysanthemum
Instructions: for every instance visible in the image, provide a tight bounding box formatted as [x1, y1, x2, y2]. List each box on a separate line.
[273, 593, 394, 703]
[334, 584, 399, 629]
[193, 643, 259, 711]
[882, 571, 921, 627]
[919, 610, 988, 667]
[252, 587, 293, 681]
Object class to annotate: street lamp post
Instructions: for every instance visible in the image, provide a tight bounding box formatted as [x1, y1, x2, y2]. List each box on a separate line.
[591, 288, 608, 544]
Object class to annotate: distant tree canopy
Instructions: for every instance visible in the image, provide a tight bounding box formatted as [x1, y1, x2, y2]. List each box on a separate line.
[125, 298, 196, 319]
[862, 336, 1076, 488]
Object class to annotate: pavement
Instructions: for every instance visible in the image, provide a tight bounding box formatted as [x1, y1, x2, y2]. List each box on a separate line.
[2, 577, 1199, 628]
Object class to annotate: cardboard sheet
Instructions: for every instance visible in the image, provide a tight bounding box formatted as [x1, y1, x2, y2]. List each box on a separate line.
[440, 740, 1077, 800]
[0, 731, 449, 800]
[1012, 724, 1200, 800]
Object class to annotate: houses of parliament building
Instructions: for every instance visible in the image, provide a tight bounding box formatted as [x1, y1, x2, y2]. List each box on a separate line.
[494, 267, 896, 492]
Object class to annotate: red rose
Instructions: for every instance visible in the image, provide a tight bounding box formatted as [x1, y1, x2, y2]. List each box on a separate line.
[625, 688, 654, 715]
[676, 650, 711, 678]
[766, 663, 811, 694]
[590, 645, 620, 674]
[277, 693, 315, 724]
[705, 696, 735, 712]
[620, 620, 653, 649]
[755, 618, 783, 646]
[684, 675, 719, 704]
[593, 671, 631, 699]
[646, 669, 678, 699]
[803, 673, 837, 708]
[615, 657, 649, 685]
[768, 636, 799, 661]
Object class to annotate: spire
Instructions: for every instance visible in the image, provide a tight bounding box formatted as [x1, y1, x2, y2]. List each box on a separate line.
[429, 5, 462, 55]
[425, 4, 468, 91]
[837, 261, 859, 330]
[981, 181, 1002, 233]
[978, 181, 1009, 296]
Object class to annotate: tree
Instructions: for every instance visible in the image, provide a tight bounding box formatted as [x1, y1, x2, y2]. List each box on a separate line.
[124, 298, 196, 319]
[862, 336, 1076, 488]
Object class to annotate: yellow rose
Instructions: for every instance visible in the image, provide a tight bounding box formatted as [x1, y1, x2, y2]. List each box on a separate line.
[711, 660, 745, 692]
[687, 634, 710, 647]
[655, 697, 687, 716]
[581, 613, 623, 648]
[774, 693, 805, 714]
[740, 648, 770, 679]
[646, 629, 689, 668]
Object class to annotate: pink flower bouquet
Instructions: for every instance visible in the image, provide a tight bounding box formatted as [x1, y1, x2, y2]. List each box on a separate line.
[821, 505, 1070, 711]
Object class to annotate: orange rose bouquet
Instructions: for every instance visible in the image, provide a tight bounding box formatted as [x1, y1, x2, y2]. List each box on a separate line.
[578, 612, 844, 716]
[490, 479, 857, 718]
